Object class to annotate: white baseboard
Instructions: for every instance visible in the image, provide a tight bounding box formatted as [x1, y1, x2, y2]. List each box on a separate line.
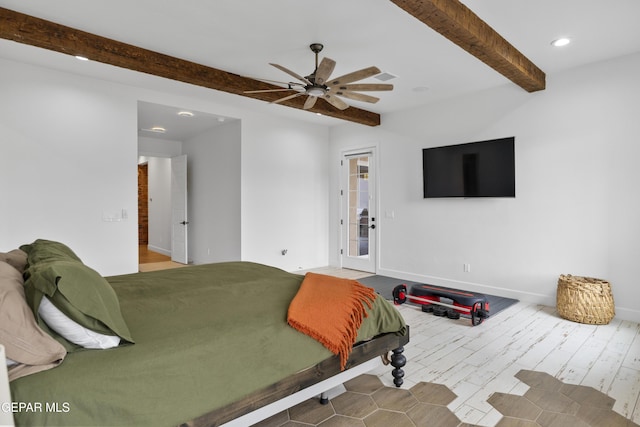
[612, 306, 640, 323]
[146, 245, 171, 257]
[377, 267, 552, 303]
[375, 268, 640, 324]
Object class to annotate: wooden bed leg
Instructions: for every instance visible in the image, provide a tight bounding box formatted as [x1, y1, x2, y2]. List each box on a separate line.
[390, 346, 406, 387]
[319, 391, 329, 405]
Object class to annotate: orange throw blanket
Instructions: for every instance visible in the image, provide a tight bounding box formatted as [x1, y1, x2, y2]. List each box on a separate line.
[287, 272, 377, 370]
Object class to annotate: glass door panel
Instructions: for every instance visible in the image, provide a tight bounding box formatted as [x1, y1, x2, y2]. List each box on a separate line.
[347, 156, 369, 258]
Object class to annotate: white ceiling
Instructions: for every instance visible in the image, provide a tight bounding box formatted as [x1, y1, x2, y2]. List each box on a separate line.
[2, 0, 640, 136]
[137, 101, 236, 142]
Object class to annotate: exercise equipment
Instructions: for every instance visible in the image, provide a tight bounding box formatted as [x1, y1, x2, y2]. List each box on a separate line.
[393, 283, 490, 326]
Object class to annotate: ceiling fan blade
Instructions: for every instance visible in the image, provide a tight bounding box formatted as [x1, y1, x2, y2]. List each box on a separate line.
[303, 96, 318, 110]
[244, 88, 297, 94]
[331, 83, 393, 92]
[271, 92, 306, 105]
[333, 91, 380, 104]
[328, 66, 381, 86]
[322, 93, 349, 110]
[255, 79, 306, 89]
[314, 57, 336, 85]
[270, 63, 312, 85]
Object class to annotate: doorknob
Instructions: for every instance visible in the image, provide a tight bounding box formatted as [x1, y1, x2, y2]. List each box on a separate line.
[369, 224, 376, 229]
[180, 221, 189, 225]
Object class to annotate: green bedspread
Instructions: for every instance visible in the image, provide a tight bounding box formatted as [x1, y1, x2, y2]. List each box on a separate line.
[10, 262, 406, 426]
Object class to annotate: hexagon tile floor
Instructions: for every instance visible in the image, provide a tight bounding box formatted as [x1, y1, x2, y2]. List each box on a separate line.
[252, 371, 640, 427]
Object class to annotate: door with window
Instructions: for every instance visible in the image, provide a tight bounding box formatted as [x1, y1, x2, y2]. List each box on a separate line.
[341, 149, 376, 273]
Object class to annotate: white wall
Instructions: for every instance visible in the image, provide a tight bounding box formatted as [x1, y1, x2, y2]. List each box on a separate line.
[330, 52, 640, 322]
[0, 57, 139, 274]
[0, 53, 332, 275]
[183, 120, 242, 264]
[241, 114, 330, 271]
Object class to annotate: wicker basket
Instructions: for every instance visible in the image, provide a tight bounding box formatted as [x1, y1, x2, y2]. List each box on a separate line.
[556, 274, 615, 325]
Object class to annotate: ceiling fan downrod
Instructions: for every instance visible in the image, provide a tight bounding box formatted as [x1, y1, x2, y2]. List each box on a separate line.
[306, 43, 326, 96]
[309, 43, 324, 70]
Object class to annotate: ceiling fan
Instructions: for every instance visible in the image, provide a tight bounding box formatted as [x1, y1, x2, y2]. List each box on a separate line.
[246, 43, 393, 110]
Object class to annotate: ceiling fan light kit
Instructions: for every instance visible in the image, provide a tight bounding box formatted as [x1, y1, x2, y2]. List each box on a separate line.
[306, 86, 326, 97]
[247, 43, 393, 111]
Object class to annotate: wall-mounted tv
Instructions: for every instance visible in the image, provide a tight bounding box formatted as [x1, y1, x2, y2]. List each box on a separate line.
[422, 137, 515, 198]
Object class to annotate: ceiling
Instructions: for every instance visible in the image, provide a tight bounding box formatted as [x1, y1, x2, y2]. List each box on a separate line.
[1, 0, 640, 135]
[137, 101, 236, 143]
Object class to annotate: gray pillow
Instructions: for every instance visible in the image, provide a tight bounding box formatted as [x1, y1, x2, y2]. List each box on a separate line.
[0, 261, 66, 381]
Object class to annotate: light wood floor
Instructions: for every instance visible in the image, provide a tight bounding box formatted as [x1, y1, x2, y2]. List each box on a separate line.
[138, 246, 187, 272]
[368, 301, 640, 425]
[138, 246, 171, 263]
[301, 267, 640, 426]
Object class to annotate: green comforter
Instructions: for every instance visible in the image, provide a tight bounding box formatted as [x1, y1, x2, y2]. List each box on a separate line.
[10, 262, 406, 426]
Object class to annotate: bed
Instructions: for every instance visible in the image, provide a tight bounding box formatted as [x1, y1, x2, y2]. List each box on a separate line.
[2, 240, 408, 426]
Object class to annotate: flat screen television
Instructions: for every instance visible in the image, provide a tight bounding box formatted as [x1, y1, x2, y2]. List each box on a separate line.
[422, 137, 515, 198]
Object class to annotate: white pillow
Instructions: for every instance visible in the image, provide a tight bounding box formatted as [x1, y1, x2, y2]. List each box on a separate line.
[38, 296, 121, 350]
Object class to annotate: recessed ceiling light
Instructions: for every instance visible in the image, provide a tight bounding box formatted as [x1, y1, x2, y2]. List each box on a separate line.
[551, 37, 571, 47]
[150, 126, 166, 133]
[75, 55, 89, 61]
[177, 111, 194, 117]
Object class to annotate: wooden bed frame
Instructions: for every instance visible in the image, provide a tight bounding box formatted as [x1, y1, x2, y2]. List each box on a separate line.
[183, 328, 409, 427]
[1, 334, 409, 427]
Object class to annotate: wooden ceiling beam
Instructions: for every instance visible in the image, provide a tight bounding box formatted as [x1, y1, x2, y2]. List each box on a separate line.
[0, 7, 381, 126]
[390, 0, 545, 92]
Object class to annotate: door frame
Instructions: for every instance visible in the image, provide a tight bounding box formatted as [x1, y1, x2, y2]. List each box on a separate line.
[339, 146, 378, 273]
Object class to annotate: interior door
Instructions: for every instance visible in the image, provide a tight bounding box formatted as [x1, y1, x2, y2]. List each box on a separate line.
[171, 155, 188, 264]
[341, 149, 376, 273]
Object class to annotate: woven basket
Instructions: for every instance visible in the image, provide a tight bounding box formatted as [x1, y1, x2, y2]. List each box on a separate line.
[556, 274, 615, 325]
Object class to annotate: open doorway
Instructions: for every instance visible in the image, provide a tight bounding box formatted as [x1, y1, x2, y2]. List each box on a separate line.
[136, 155, 176, 267]
[137, 100, 235, 269]
[138, 162, 175, 267]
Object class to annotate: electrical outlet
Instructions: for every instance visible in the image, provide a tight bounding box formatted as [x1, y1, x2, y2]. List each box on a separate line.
[464, 263, 471, 272]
